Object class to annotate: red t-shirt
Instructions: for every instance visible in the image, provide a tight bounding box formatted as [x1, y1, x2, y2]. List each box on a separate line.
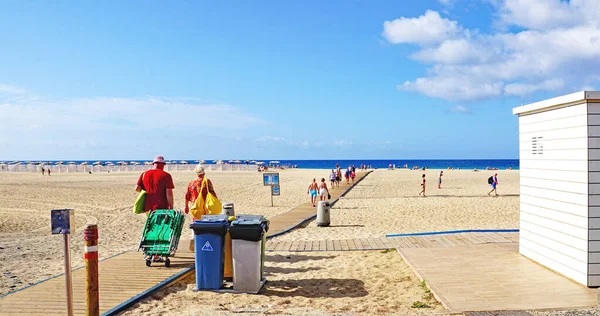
[137, 169, 175, 211]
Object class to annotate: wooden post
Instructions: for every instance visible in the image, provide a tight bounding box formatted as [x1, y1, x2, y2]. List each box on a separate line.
[63, 234, 74, 316]
[84, 224, 99, 316]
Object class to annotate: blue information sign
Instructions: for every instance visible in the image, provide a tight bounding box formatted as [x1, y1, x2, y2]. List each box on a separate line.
[263, 173, 279, 186]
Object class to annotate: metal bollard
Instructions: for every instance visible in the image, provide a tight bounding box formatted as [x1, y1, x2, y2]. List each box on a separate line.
[84, 224, 99, 316]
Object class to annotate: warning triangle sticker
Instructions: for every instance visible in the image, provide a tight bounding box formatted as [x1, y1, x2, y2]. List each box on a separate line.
[201, 241, 214, 252]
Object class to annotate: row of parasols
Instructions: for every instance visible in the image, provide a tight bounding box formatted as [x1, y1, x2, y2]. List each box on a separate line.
[0, 160, 281, 166]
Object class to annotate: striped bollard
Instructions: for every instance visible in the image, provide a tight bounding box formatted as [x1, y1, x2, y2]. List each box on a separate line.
[83, 224, 99, 316]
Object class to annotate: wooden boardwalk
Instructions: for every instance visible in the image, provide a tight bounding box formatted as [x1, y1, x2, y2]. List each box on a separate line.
[0, 251, 194, 315]
[265, 232, 519, 252]
[266, 171, 371, 238]
[0, 171, 371, 315]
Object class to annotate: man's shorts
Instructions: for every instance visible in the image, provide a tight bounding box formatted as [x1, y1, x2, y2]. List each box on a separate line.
[310, 190, 317, 197]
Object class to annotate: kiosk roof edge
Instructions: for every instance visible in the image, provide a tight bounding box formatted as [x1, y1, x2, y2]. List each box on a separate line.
[512, 90, 600, 116]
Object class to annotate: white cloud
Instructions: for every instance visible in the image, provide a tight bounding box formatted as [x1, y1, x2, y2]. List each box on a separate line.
[384, 2, 600, 101]
[382, 10, 462, 45]
[0, 87, 266, 159]
[496, 0, 600, 30]
[438, 0, 453, 5]
[449, 105, 471, 113]
[0, 83, 27, 94]
[504, 79, 564, 96]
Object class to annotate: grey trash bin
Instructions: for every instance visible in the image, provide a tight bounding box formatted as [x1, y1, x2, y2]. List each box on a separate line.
[317, 201, 330, 227]
[221, 202, 235, 216]
[229, 215, 269, 293]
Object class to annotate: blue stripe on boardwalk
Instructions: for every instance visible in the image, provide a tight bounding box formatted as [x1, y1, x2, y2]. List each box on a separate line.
[386, 229, 519, 238]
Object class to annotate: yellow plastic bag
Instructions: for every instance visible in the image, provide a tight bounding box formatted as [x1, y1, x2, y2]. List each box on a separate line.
[190, 179, 222, 220]
[203, 179, 222, 215]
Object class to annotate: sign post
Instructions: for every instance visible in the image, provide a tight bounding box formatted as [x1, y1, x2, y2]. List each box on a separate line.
[263, 173, 280, 207]
[51, 209, 75, 316]
[84, 224, 99, 316]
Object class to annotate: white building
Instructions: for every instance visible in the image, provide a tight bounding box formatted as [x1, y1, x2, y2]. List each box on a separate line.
[513, 91, 600, 287]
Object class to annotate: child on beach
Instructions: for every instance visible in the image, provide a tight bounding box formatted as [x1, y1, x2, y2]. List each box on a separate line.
[419, 174, 426, 196]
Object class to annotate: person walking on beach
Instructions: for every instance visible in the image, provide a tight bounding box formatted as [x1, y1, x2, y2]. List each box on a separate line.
[308, 178, 319, 207]
[41, 167, 45, 176]
[488, 173, 498, 196]
[335, 168, 341, 187]
[329, 169, 336, 189]
[351, 169, 356, 183]
[438, 171, 443, 189]
[319, 178, 330, 201]
[135, 155, 175, 213]
[47, 167, 51, 176]
[419, 174, 426, 196]
[184, 165, 217, 219]
[344, 167, 351, 184]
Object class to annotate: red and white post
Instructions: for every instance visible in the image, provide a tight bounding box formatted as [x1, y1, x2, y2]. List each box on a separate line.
[83, 224, 99, 316]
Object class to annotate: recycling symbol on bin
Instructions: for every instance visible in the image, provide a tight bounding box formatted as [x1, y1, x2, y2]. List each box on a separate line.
[201, 241, 213, 252]
[325, 209, 329, 214]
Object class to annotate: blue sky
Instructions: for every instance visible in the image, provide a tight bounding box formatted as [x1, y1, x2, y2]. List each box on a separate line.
[1, 0, 598, 160]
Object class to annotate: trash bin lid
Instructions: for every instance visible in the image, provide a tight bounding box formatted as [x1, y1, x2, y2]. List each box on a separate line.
[201, 214, 229, 222]
[229, 223, 265, 241]
[190, 220, 228, 236]
[222, 203, 234, 209]
[235, 214, 266, 221]
[234, 215, 269, 233]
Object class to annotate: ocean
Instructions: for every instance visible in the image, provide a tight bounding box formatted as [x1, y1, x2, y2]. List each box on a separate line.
[3, 159, 519, 170]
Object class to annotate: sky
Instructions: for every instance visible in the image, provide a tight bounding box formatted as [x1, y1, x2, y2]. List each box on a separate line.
[1, 0, 599, 160]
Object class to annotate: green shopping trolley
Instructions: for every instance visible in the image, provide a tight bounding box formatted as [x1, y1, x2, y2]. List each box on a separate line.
[138, 209, 185, 267]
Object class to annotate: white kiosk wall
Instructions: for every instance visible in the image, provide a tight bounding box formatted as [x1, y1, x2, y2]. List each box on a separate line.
[513, 91, 600, 287]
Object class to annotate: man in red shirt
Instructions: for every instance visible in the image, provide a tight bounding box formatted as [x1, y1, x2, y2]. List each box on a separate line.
[135, 155, 175, 212]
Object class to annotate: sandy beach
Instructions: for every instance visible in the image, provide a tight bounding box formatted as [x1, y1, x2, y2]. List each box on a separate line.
[121, 250, 445, 316]
[0, 169, 330, 296]
[0, 168, 519, 315]
[273, 169, 520, 241]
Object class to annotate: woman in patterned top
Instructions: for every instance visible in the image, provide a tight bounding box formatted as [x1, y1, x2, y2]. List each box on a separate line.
[184, 165, 218, 218]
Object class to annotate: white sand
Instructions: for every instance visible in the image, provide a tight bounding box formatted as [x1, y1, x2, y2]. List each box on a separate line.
[121, 251, 445, 316]
[0, 169, 330, 295]
[0, 168, 519, 315]
[273, 169, 520, 241]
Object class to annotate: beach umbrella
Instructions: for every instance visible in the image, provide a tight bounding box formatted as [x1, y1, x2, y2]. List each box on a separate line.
[67, 161, 76, 165]
[56, 161, 63, 165]
[256, 162, 265, 165]
[270, 161, 280, 164]
[93, 161, 102, 165]
[235, 160, 241, 164]
[199, 160, 206, 164]
[180, 160, 189, 164]
[144, 161, 152, 165]
[80, 162, 89, 165]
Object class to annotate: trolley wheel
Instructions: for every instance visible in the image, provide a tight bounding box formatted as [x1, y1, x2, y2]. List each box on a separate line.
[145, 259, 152, 267]
[165, 258, 171, 267]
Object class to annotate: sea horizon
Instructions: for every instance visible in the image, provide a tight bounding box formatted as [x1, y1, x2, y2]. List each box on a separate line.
[0, 159, 520, 170]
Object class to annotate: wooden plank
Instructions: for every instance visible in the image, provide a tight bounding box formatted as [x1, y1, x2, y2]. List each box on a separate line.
[319, 240, 326, 251]
[282, 241, 293, 251]
[373, 237, 386, 249]
[326, 239, 334, 251]
[266, 241, 277, 251]
[290, 240, 300, 251]
[304, 240, 313, 251]
[379, 237, 394, 249]
[312, 240, 320, 251]
[347, 238, 356, 250]
[297, 240, 306, 252]
[352, 238, 363, 250]
[333, 240, 341, 251]
[340, 239, 349, 251]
